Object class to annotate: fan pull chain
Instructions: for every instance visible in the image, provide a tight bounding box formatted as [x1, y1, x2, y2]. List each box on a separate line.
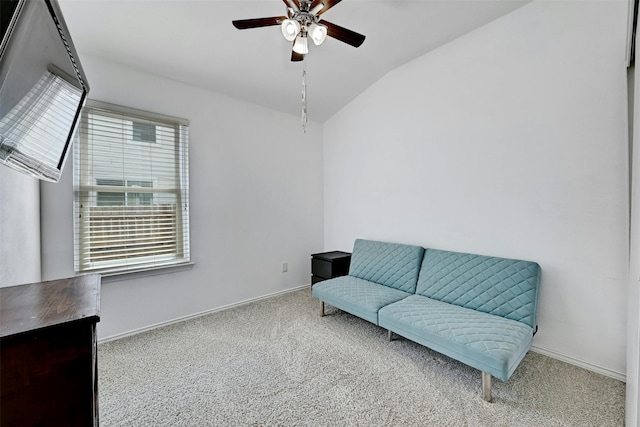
[301, 65, 307, 133]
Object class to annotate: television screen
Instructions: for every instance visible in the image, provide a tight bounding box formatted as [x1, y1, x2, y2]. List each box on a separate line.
[0, 0, 89, 182]
[0, 1, 21, 46]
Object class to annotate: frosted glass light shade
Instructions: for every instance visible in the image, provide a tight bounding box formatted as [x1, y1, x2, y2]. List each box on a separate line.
[281, 19, 300, 41]
[308, 23, 327, 46]
[292, 35, 309, 54]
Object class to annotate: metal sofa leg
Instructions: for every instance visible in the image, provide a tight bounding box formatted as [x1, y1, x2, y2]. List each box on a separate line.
[320, 301, 325, 317]
[388, 330, 393, 342]
[482, 372, 492, 402]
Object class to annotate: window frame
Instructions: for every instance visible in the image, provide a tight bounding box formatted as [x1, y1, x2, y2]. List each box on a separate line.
[73, 100, 191, 277]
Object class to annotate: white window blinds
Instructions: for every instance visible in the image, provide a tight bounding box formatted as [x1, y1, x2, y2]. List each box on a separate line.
[73, 100, 190, 274]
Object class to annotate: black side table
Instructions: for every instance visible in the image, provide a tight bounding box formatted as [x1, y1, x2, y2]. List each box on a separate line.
[311, 251, 351, 285]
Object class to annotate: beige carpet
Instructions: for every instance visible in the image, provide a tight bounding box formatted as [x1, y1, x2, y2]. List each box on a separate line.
[98, 288, 625, 426]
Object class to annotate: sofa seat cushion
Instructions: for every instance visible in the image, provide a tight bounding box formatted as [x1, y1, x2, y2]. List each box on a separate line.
[312, 276, 412, 325]
[378, 295, 534, 381]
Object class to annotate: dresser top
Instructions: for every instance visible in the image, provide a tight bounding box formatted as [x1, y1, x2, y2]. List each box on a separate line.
[0, 274, 101, 338]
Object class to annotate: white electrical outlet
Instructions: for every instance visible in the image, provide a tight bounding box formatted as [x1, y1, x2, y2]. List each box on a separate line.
[282, 262, 288, 273]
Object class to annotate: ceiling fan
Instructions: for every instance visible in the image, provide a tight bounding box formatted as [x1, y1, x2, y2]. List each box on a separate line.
[232, 0, 365, 62]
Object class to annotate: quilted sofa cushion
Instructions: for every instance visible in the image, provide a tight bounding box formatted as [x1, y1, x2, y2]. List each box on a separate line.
[348, 239, 425, 293]
[311, 275, 412, 325]
[378, 295, 534, 381]
[416, 249, 541, 329]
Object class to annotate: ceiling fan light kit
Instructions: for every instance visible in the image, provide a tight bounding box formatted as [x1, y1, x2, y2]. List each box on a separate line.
[232, 0, 365, 130]
[293, 33, 309, 55]
[281, 19, 300, 41]
[308, 23, 327, 45]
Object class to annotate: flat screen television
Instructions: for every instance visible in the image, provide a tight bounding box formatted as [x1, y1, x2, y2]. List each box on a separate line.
[0, 0, 89, 182]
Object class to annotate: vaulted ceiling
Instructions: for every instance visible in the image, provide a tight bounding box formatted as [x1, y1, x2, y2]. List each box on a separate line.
[58, 0, 530, 122]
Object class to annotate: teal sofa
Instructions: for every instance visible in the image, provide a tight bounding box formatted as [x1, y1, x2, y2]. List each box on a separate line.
[311, 239, 541, 402]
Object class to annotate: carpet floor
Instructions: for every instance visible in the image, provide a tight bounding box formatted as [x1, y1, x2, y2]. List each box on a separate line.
[98, 288, 625, 426]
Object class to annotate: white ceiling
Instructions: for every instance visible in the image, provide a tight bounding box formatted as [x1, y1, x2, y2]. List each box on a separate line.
[58, 0, 530, 122]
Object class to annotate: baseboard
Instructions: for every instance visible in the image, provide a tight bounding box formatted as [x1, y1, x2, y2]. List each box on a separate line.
[531, 345, 626, 383]
[98, 284, 311, 344]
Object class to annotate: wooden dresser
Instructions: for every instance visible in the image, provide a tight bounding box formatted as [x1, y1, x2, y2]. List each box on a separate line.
[1, 274, 101, 426]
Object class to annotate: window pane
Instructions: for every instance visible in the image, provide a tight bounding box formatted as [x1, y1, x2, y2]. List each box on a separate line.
[96, 178, 124, 186]
[97, 191, 125, 206]
[127, 180, 152, 188]
[126, 192, 152, 206]
[126, 180, 153, 206]
[132, 121, 156, 143]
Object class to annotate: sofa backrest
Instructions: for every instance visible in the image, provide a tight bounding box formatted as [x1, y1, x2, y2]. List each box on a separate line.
[416, 249, 541, 329]
[349, 239, 425, 293]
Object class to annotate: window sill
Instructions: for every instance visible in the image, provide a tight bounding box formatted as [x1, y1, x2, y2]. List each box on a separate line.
[98, 262, 195, 284]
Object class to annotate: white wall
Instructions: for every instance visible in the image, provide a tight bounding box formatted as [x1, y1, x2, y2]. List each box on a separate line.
[40, 56, 324, 340]
[324, 1, 629, 376]
[0, 166, 41, 287]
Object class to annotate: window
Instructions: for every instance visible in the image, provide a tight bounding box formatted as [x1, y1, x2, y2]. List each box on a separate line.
[95, 179, 153, 206]
[73, 100, 190, 274]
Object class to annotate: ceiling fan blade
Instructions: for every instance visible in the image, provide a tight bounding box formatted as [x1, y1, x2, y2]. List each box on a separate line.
[283, 0, 300, 10]
[232, 16, 286, 30]
[320, 20, 365, 48]
[311, 0, 343, 16]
